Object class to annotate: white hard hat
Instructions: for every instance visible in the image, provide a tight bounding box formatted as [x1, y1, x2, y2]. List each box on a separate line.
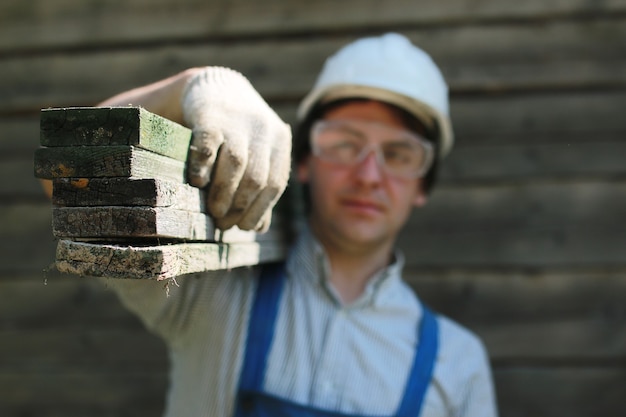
[297, 33, 454, 158]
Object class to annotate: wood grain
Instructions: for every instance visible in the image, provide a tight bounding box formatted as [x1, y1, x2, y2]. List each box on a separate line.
[52, 178, 205, 210]
[3, 19, 625, 112]
[2, 0, 625, 51]
[34, 145, 186, 182]
[40, 107, 192, 161]
[55, 239, 287, 280]
[52, 206, 214, 240]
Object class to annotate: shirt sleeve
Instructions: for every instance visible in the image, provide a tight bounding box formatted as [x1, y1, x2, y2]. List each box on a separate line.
[100, 267, 256, 343]
[456, 337, 499, 417]
[434, 316, 499, 417]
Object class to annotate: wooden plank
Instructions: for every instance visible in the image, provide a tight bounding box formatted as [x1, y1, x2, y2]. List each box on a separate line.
[55, 239, 287, 280]
[1, 328, 166, 372]
[480, 318, 626, 363]
[3, 20, 625, 112]
[494, 367, 626, 417]
[0, 204, 57, 274]
[0, 157, 50, 200]
[1, 368, 623, 417]
[40, 107, 192, 161]
[451, 90, 626, 145]
[0, 372, 166, 412]
[52, 178, 205, 210]
[51, 205, 287, 241]
[0, 115, 39, 152]
[0, 278, 142, 325]
[406, 270, 626, 325]
[440, 141, 626, 184]
[52, 206, 213, 240]
[1, 0, 625, 51]
[398, 180, 626, 267]
[33, 145, 186, 182]
[409, 181, 626, 233]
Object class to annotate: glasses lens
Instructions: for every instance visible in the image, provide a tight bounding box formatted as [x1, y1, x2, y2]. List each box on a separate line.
[311, 120, 433, 178]
[380, 141, 430, 176]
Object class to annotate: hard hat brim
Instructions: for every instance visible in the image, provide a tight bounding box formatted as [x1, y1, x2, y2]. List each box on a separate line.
[297, 84, 454, 158]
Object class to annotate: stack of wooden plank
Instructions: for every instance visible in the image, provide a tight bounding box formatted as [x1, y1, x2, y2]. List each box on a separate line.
[34, 107, 289, 280]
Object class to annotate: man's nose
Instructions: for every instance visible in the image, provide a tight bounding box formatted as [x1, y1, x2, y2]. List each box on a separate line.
[353, 148, 384, 183]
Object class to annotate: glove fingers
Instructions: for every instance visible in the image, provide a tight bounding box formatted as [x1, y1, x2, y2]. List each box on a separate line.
[207, 137, 248, 219]
[214, 179, 261, 231]
[254, 210, 273, 233]
[237, 139, 291, 231]
[215, 143, 271, 230]
[237, 185, 280, 231]
[188, 128, 224, 188]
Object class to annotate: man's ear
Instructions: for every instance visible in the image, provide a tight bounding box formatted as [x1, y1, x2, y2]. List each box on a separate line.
[413, 181, 428, 208]
[296, 158, 311, 183]
[413, 192, 428, 208]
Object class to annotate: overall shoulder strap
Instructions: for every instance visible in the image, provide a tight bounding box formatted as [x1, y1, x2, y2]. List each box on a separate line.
[238, 262, 286, 392]
[395, 305, 439, 417]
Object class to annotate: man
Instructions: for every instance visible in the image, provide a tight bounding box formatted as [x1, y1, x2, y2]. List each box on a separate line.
[94, 33, 498, 416]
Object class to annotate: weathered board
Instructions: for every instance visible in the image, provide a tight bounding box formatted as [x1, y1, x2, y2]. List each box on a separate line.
[52, 177, 205, 210]
[52, 206, 214, 240]
[52, 205, 288, 242]
[4, 19, 626, 112]
[40, 107, 192, 161]
[35, 106, 293, 279]
[34, 145, 187, 182]
[55, 239, 287, 280]
[2, 0, 626, 52]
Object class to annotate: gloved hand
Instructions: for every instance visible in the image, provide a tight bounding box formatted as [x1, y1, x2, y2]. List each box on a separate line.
[181, 67, 291, 232]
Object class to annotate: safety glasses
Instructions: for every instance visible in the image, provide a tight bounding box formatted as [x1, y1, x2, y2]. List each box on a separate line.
[310, 119, 434, 179]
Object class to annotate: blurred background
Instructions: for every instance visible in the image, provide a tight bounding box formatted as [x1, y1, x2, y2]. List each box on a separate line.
[1, 1, 625, 416]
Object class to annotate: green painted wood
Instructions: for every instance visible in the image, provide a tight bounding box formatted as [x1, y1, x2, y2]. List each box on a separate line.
[40, 107, 192, 161]
[33, 145, 186, 182]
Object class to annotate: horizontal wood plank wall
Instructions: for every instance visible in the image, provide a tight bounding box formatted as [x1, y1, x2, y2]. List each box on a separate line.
[0, 1, 624, 416]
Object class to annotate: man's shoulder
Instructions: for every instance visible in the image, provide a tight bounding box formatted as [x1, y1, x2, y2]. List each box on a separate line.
[434, 313, 490, 366]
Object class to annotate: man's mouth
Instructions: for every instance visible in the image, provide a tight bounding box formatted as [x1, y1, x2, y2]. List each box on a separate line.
[340, 197, 385, 215]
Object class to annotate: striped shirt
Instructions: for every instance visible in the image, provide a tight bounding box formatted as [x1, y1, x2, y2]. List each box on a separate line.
[107, 227, 498, 417]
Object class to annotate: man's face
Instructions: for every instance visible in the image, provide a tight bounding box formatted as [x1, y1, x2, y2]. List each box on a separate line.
[297, 100, 428, 254]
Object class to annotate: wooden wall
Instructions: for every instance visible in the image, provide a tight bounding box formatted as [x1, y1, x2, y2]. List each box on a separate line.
[1, 1, 625, 415]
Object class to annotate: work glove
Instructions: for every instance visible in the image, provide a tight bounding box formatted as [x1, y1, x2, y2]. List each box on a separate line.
[181, 67, 292, 232]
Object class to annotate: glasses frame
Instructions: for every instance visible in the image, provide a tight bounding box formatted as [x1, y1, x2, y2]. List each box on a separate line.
[309, 119, 435, 179]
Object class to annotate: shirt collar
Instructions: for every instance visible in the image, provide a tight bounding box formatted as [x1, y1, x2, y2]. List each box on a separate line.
[286, 225, 406, 309]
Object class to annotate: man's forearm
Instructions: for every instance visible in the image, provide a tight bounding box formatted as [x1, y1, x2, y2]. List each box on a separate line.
[98, 67, 204, 124]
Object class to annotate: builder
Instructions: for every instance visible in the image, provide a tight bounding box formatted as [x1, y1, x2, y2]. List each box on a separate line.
[95, 33, 498, 417]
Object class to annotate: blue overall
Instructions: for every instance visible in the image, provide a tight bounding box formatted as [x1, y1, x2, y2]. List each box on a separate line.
[234, 262, 439, 417]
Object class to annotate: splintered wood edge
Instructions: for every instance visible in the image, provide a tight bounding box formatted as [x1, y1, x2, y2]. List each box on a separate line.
[55, 239, 288, 280]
